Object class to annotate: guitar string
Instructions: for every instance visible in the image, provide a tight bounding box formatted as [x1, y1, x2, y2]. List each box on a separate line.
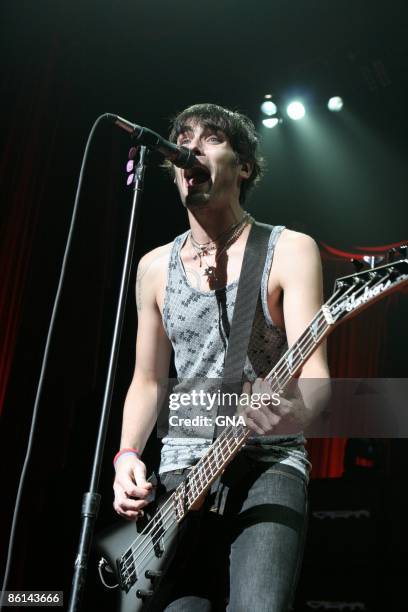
[121, 295, 375, 583]
[119, 423, 249, 581]
[120, 312, 325, 542]
[120, 303, 348, 579]
[123, 277, 364, 556]
[119, 315, 331, 579]
[120, 424, 252, 583]
[119, 306, 342, 578]
[119, 273, 391, 580]
[122, 267, 408, 581]
[121, 270, 396, 580]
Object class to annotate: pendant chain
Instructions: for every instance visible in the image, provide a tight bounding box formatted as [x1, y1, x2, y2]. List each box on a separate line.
[189, 212, 254, 283]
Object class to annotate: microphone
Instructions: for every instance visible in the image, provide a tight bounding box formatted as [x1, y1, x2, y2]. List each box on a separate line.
[108, 113, 197, 169]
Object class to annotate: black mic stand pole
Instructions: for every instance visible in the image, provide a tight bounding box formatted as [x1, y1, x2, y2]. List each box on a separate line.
[68, 145, 148, 612]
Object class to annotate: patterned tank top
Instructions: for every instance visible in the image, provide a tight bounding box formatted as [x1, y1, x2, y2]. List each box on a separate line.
[159, 222, 309, 477]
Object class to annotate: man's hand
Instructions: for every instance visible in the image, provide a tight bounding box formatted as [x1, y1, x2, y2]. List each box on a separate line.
[238, 379, 294, 435]
[239, 377, 331, 435]
[113, 455, 154, 521]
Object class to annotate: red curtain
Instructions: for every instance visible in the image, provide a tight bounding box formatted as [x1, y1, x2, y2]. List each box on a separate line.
[0, 33, 63, 416]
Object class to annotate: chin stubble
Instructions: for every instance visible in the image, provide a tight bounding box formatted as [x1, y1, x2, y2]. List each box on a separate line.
[185, 192, 211, 207]
[185, 179, 212, 207]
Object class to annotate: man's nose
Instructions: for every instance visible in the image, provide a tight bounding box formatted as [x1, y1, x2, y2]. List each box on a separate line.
[186, 137, 203, 156]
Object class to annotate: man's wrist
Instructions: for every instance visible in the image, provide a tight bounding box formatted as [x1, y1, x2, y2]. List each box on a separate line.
[113, 447, 141, 469]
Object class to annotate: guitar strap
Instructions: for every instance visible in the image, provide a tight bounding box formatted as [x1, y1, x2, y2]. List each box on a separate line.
[214, 221, 274, 438]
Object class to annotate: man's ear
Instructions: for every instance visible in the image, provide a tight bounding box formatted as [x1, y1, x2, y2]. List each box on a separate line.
[240, 161, 253, 179]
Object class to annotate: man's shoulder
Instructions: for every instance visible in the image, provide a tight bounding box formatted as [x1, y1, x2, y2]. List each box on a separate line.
[272, 230, 321, 289]
[276, 228, 319, 257]
[138, 241, 174, 277]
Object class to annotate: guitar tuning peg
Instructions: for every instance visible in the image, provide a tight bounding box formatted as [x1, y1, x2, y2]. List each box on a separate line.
[126, 160, 134, 173]
[363, 255, 384, 269]
[398, 245, 407, 256]
[388, 248, 397, 262]
[351, 258, 364, 271]
[388, 266, 400, 280]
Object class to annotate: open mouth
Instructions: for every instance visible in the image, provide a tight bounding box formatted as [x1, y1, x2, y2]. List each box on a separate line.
[183, 165, 211, 187]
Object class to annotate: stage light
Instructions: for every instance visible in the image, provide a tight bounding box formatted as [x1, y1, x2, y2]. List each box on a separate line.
[262, 118, 279, 128]
[261, 100, 277, 116]
[286, 101, 305, 120]
[328, 96, 344, 112]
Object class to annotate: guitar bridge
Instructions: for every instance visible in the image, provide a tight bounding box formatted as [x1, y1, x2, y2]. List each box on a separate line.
[117, 553, 137, 593]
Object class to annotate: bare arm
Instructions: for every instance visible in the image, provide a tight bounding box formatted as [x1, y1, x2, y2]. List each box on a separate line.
[120, 251, 172, 451]
[278, 231, 330, 426]
[242, 231, 330, 434]
[114, 247, 172, 520]
[279, 231, 329, 379]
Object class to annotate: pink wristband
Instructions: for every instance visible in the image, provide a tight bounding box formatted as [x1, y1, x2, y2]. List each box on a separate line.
[113, 447, 141, 468]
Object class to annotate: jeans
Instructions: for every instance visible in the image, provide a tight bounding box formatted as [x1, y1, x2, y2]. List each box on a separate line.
[157, 450, 308, 612]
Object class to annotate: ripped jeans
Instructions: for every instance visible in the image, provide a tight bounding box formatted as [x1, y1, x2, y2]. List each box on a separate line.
[157, 450, 308, 612]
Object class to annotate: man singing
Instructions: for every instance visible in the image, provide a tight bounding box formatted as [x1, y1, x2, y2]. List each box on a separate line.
[113, 103, 329, 611]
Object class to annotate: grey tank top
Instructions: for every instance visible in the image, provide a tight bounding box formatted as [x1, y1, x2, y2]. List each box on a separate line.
[159, 223, 309, 477]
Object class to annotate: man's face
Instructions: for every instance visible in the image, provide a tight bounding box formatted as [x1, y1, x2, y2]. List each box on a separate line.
[174, 122, 246, 209]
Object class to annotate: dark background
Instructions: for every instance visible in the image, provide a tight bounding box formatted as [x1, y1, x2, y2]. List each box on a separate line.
[1, 1, 407, 610]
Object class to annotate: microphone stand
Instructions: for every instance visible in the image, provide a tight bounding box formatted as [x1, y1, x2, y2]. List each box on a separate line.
[68, 145, 147, 612]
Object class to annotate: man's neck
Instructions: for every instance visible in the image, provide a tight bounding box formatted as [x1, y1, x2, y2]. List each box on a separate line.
[187, 201, 244, 244]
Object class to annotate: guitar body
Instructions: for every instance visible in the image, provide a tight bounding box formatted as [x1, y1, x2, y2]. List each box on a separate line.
[96, 512, 182, 612]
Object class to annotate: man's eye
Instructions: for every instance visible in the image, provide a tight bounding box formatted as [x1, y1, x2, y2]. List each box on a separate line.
[208, 135, 221, 143]
[179, 138, 190, 145]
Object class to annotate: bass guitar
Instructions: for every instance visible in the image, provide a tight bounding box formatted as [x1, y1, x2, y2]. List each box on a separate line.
[96, 252, 408, 612]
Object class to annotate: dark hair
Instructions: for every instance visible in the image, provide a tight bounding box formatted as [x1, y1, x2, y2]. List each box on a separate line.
[167, 103, 264, 204]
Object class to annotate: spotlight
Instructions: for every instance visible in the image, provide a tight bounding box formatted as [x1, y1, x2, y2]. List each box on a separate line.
[328, 96, 344, 112]
[286, 101, 305, 120]
[262, 118, 279, 128]
[261, 100, 277, 116]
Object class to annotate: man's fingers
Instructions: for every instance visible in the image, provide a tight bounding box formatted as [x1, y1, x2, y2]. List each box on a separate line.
[270, 396, 292, 418]
[239, 378, 293, 434]
[248, 406, 278, 430]
[115, 476, 151, 499]
[133, 462, 153, 491]
[242, 401, 282, 435]
[118, 497, 148, 512]
[113, 489, 149, 520]
[242, 381, 252, 395]
[126, 484, 152, 498]
[257, 403, 282, 425]
[238, 381, 252, 416]
[114, 505, 145, 521]
[113, 458, 153, 520]
[243, 415, 264, 435]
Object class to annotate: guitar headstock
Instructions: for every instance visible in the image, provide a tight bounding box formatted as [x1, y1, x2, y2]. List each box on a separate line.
[325, 252, 408, 325]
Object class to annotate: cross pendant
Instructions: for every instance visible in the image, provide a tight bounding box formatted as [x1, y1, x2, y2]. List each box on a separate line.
[204, 266, 217, 280]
